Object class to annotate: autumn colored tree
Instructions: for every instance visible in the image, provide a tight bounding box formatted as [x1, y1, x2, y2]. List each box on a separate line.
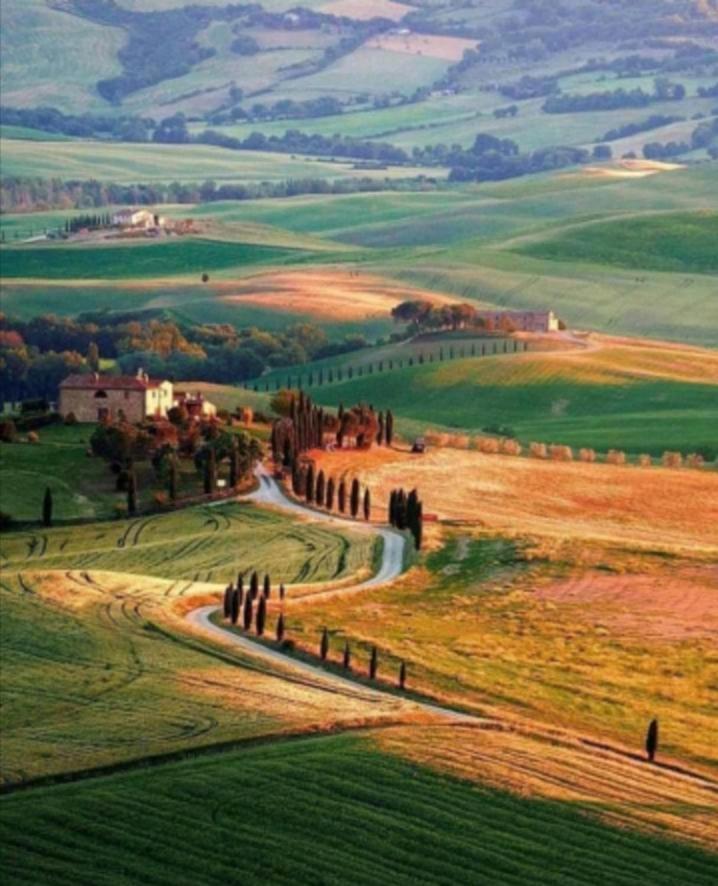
[320, 627, 329, 661]
[42, 487, 53, 528]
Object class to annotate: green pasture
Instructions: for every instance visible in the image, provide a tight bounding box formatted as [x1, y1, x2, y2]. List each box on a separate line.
[304, 357, 718, 454]
[0, 125, 71, 141]
[0, 500, 378, 585]
[2, 733, 715, 886]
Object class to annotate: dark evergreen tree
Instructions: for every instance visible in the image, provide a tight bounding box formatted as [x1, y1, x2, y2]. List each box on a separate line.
[377, 412, 385, 445]
[320, 627, 329, 661]
[338, 479, 347, 514]
[414, 502, 423, 551]
[204, 447, 216, 494]
[256, 595, 266, 636]
[363, 488, 371, 521]
[646, 718, 659, 762]
[279, 583, 285, 601]
[237, 574, 244, 607]
[230, 589, 240, 625]
[315, 470, 326, 507]
[223, 584, 232, 618]
[243, 596, 253, 631]
[250, 571, 259, 600]
[369, 646, 378, 680]
[42, 487, 53, 527]
[326, 477, 335, 511]
[342, 641, 351, 670]
[399, 661, 407, 690]
[305, 463, 315, 504]
[385, 410, 394, 446]
[263, 574, 271, 598]
[168, 454, 178, 502]
[350, 479, 360, 518]
[127, 465, 137, 516]
[276, 613, 285, 643]
[229, 437, 240, 487]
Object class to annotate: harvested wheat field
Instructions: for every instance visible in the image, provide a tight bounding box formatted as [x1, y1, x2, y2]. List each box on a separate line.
[374, 724, 718, 849]
[577, 160, 685, 179]
[312, 446, 718, 554]
[221, 268, 457, 321]
[321, 0, 411, 21]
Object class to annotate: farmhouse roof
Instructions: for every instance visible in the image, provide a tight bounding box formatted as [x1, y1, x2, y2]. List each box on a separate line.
[59, 373, 164, 391]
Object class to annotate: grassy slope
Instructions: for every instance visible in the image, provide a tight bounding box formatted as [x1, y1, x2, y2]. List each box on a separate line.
[0, 499, 377, 585]
[303, 351, 718, 454]
[2, 733, 715, 886]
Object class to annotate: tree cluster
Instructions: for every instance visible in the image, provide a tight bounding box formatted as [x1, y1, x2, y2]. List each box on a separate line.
[388, 488, 423, 550]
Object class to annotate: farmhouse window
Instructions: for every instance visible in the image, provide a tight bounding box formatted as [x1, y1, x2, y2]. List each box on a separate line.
[94, 390, 108, 398]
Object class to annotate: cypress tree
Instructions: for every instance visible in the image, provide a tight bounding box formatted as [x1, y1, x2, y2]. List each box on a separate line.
[326, 477, 335, 511]
[399, 661, 407, 690]
[223, 584, 232, 618]
[350, 479, 360, 518]
[230, 589, 240, 625]
[229, 438, 240, 487]
[256, 595, 266, 636]
[127, 465, 137, 516]
[315, 470, 326, 507]
[376, 412, 384, 445]
[204, 447, 216, 495]
[243, 596, 253, 631]
[385, 410, 394, 446]
[338, 479, 347, 513]
[342, 641, 351, 670]
[263, 574, 271, 598]
[320, 627, 329, 661]
[250, 571, 259, 600]
[388, 490, 396, 526]
[237, 574, 244, 607]
[279, 583, 285, 601]
[42, 487, 53, 527]
[646, 718, 659, 762]
[168, 454, 178, 502]
[276, 614, 285, 643]
[369, 646, 378, 680]
[305, 463, 315, 504]
[414, 502, 423, 551]
[363, 488, 371, 521]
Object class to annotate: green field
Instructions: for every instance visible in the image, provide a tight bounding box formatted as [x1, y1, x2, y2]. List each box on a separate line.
[0, 138, 439, 184]
[304, 355, 718, 455]
[0, 499, 378, 585]
[0, 239, 310, 280]
[2, 733, 715, 886]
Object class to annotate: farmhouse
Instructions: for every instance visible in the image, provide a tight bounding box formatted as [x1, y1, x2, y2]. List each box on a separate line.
[112, 208, 164, 229]
[59, 371, 174, 423]
[476, 310, 560, 333]
[174, 390, 217, 420]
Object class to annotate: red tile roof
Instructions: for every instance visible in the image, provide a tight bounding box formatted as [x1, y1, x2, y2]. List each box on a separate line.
[59, 374, 163, 391]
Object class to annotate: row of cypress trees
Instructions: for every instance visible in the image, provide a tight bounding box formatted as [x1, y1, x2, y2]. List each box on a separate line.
[319, 628, 407, 688]
[223, 572, 286, 636]
[388, 488, 423, 550]
[292, 467, 371, 521]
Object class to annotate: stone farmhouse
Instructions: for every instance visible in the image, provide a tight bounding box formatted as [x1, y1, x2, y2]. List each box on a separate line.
[111, 208, 165, 229]
[59, 371, 174, 423]
[475, 310, 560, 333]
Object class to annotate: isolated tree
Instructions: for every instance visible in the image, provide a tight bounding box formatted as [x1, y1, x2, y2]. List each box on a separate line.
[385, 410, 394, 446]
[342, 641, 351, 670]
[263, 574, 271, 598]
[369, 646, 378, 680]
[363, 488, 371, 521]
[350, 479, 360, 518]
[399, 661, 407, 691]
[42, 487, 53, 528]
[87, 341, 100, 372]
[338, 479, 347, 514]
[256, 595, 267, 636]
[127, 465, 137, 516]
[279, 583, 285, 601]
[223, 584, 232, 618]
[250, 571, 259, 600]
[230, 589, 240, 625]
[276, 613, 285, 643]
[320, 627, 329, 661]
[243, 596, 253, 631]
[168, 454, 178, 502]
[646, 718, 659, 762]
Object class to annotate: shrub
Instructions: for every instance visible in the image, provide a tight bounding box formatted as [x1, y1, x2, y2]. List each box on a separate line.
[529, 442, 547, 459]
[64, 411, 78, 425]
[686, 453, 704, 469]
[153, 491, 168, 507]
[114, 502, 128, 518]
[579, 448, 596, 463]
[0, 420, 17, 443]
[447, 434, 471, 450]
[476, 436, 500, 454]
[0, 511, 13, 531]
[425, 431, 450, 447]
[606, 449, 626, 465]
[662, 451, 683, 469]
[501, 438, 522, 456]
[549, 444, 573, 462]
[27, 431, 39, 444]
